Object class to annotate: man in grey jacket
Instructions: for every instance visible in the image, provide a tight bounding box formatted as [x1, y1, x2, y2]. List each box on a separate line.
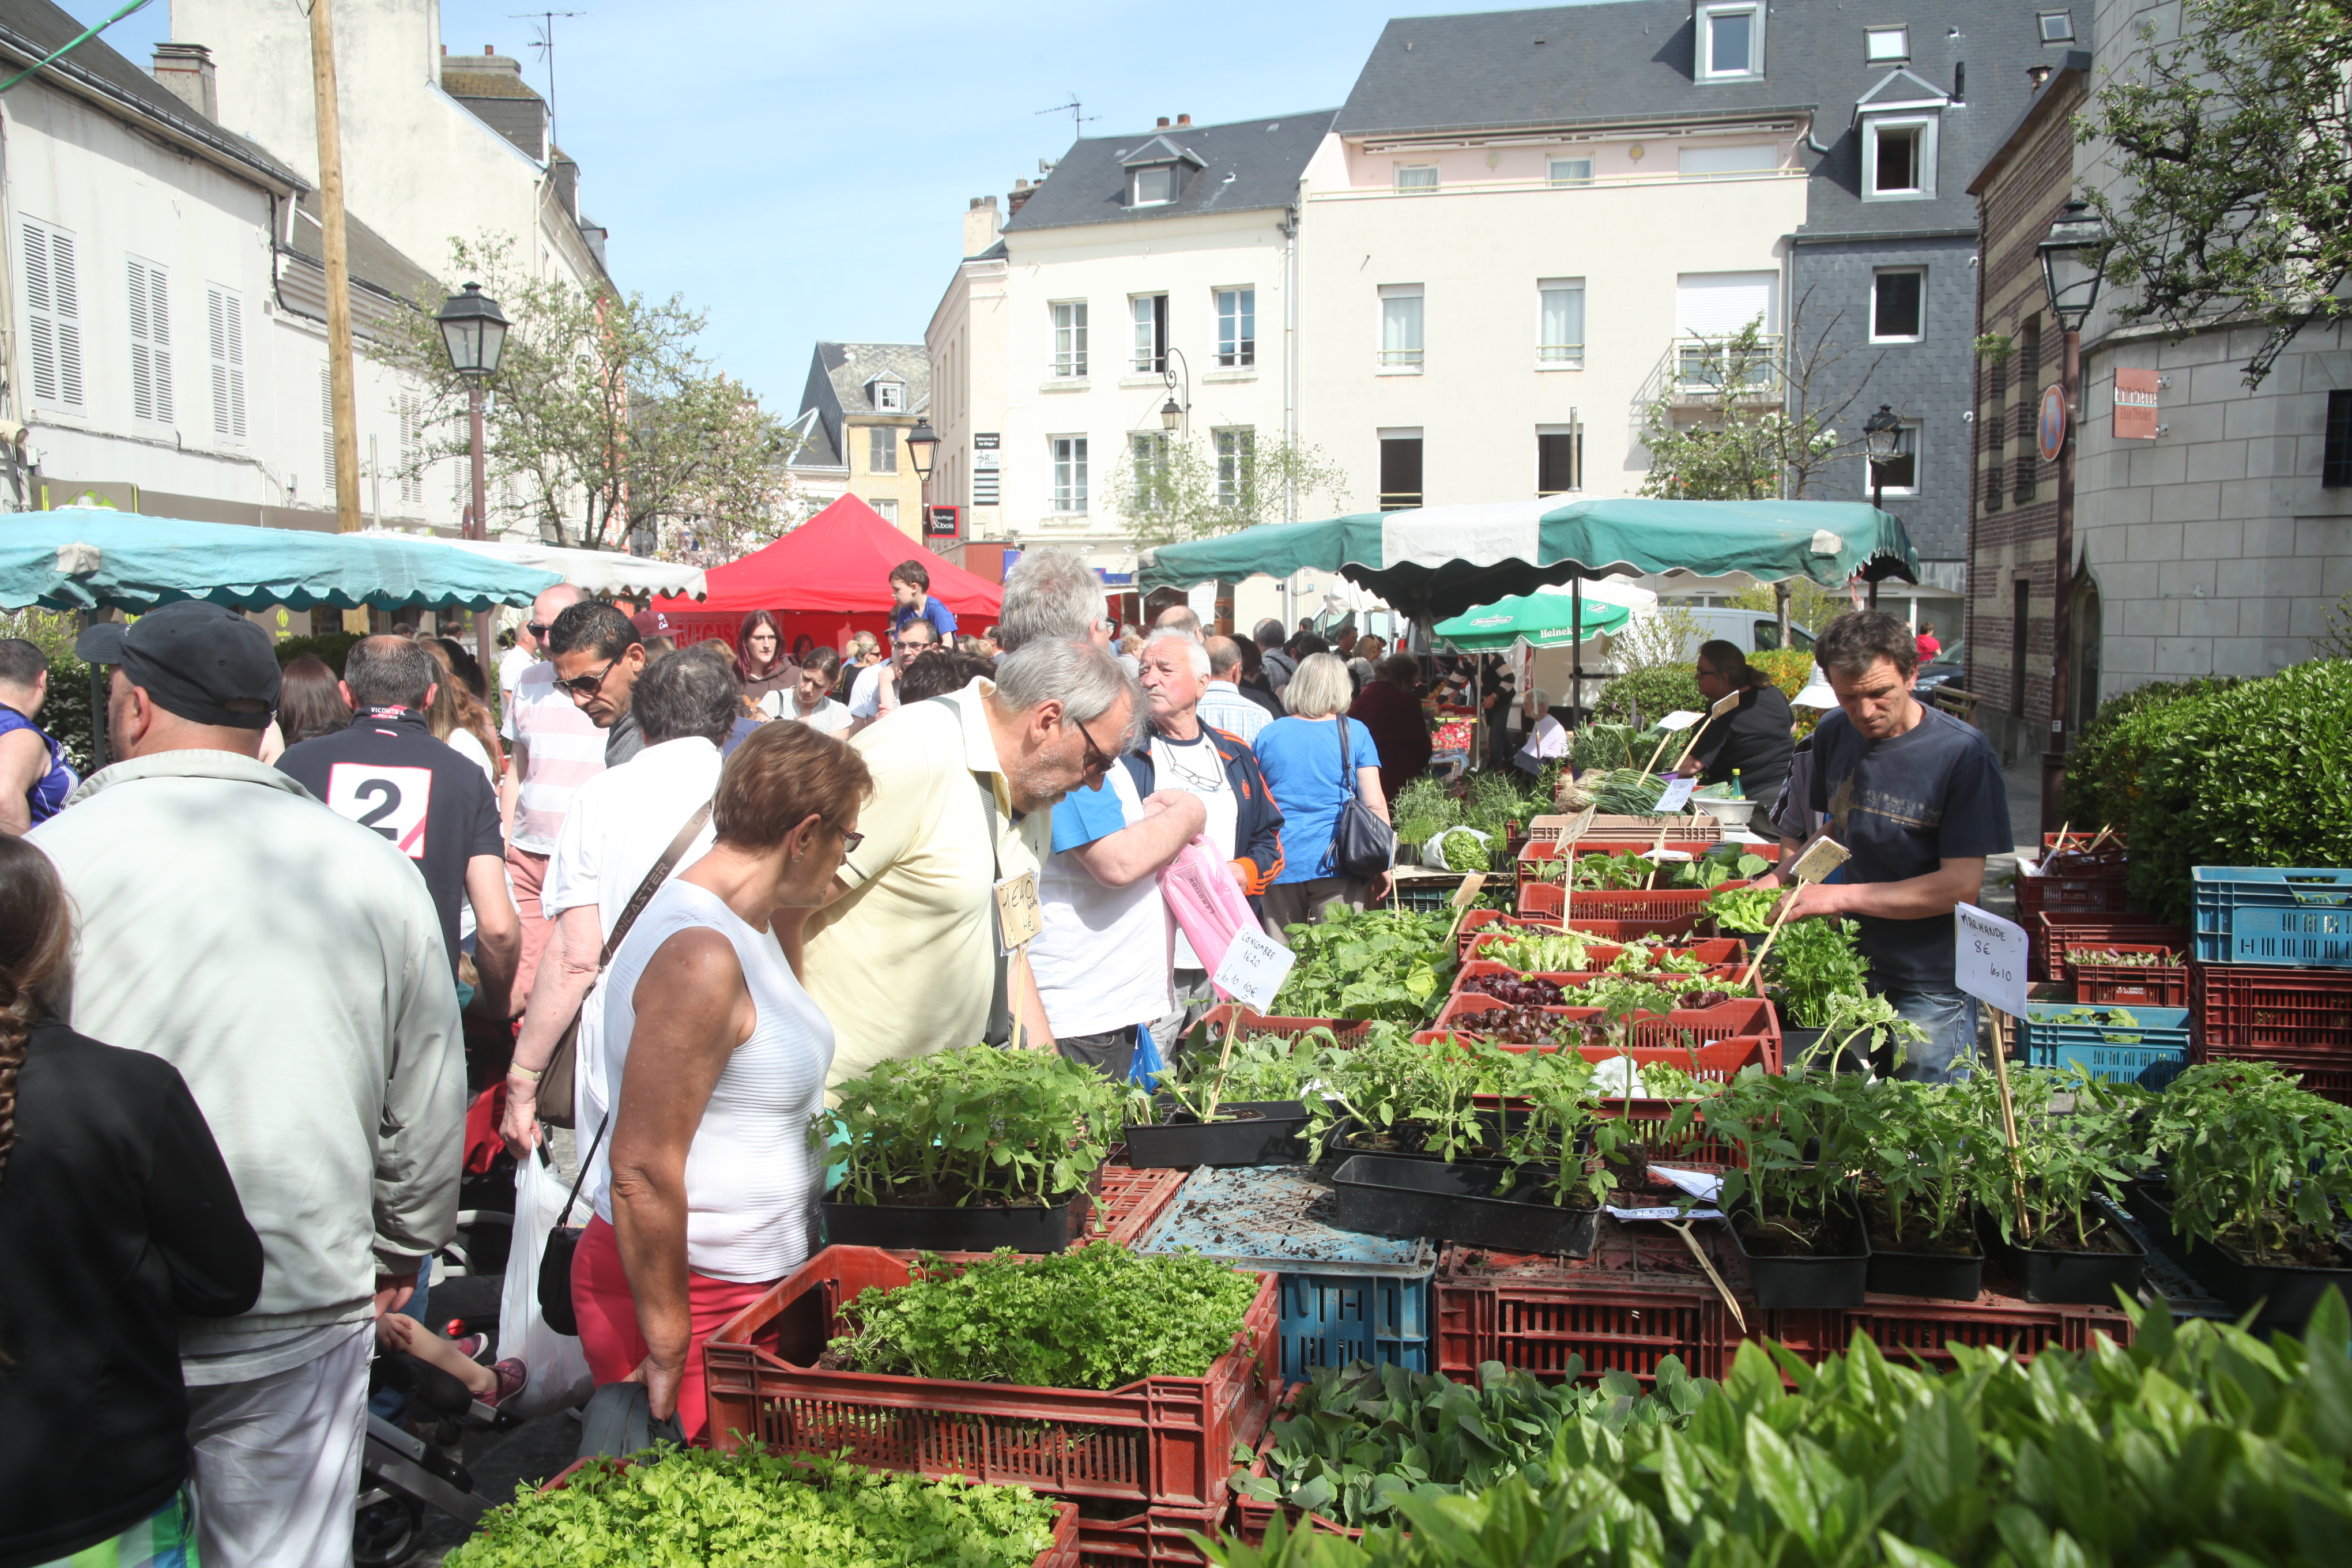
[31, 602, 464, 1568]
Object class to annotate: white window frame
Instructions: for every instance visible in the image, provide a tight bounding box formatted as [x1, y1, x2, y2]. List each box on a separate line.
[2038, 11, 2075, 42]
[1863, 114, 1939, 201]
[868, 425, 898, 475]
[1536, 278, 1585, 368]
[1378, 284, 1424, 372]
[1864, 25, 1909, 61]
[1050, 434, 1088, 512]
[1697, 2, 1763, 80]
[127, 254, 175, 427]
[1394, 164, 1439, 192]
[1130, 293, 1167, 374]
[1215, 287, 1255, 368]
[871, 379, 904, 412]
[20, 216, 83, 411]
[1215, 427, 1254, 507]
[1547, 156, 1594, 186]
[1132, 165, 1175, 206]
[1869, 267, 1927, 342]
[1866, 421, 1921, 497]
[869, 496, 899, 523]
[1129, 430, 1169, 510]
[1050, 300, 1088, 378]
[208, 283, 247, 442]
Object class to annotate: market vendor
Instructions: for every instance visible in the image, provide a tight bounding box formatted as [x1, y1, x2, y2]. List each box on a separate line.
[1674, 640, 1794, 806]
[1758, 611, 2011, 1083]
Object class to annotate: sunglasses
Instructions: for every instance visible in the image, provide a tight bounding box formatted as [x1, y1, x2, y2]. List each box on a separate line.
[831, 821, 866, 854]
[526, 621, 552, 638]
[556, 658, 617, 698]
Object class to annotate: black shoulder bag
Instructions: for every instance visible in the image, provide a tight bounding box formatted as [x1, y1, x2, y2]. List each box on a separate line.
[1324, 718, 1397, 880]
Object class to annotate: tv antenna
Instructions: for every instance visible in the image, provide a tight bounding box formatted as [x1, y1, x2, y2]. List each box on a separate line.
[511, 10, 585, 149]
[1036, 95, 1097, 138]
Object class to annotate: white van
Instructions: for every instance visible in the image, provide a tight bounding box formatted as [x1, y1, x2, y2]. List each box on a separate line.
[1665, 607, 1816, 656]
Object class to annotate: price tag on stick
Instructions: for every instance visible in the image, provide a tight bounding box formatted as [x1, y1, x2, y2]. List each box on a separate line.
[1211, 928, 1298, 1012]
[993, 872, 1043, 956]
[1653, 775, 1697, 814]
[1654, 710, 1704, 732]
[1954, 902, 2029, 1021]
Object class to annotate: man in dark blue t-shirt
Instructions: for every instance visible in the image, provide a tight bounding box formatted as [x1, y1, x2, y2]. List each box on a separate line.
[1762, 610, 2012, 1082]
[278, 635, 518, 1014]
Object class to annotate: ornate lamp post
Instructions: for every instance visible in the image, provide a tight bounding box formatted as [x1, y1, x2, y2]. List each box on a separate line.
[435, 282, 509, 673]
[2035, 201, 2109, 832]
[905, 417, 938, 542]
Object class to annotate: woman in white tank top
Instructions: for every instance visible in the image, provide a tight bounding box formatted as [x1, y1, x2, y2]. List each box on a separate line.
[568, 719, 875, 1441]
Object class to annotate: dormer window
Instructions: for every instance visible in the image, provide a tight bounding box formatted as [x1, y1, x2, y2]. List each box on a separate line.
[866, 375, 905, 412]
[1133, 166, 1175, 206]
[2038, 11, 2075, 42]
[1121, 133, 1203, 211]
[1855, 70, 1950, 202]
[1865, 25, 1908, 61]
[1697, 2, 1762, 80]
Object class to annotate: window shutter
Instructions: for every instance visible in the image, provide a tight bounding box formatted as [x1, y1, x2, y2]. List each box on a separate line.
[209, 285, 247, 439]
[398, 394, 421, 504]
[321, 365, 337, 490]
[22, 220, 83, 409]
[128, 259, 174, 424]
[127, 260, 152, 422]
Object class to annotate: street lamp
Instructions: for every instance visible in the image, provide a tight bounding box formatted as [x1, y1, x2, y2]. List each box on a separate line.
[904, 418, 938, 542]
[2035, 199, 2110, 834]
[435, 281, 508, 674]
[1863, 405, 1902, 610]
[1159, 397, 1182, 431]
[1161, 346, 1191, 436]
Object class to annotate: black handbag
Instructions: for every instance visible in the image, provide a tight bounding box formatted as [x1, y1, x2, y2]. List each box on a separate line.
[536, 1113, 608, 1337]
[1324, 717, 1397, 880]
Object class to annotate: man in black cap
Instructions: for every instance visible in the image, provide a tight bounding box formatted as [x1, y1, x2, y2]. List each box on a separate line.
[28, 601, 463, 1568]
[277, 634, 519, 1016]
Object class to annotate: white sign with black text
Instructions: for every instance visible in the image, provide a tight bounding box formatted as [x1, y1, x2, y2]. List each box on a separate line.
[1954, 901, 2029, 1020]
[1212, 928, 1299, 1012]
[1653, 775, 1697, 814]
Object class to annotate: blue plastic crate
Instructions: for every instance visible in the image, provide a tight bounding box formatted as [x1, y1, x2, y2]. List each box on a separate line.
[2192, 866, 2352, 967]
[2021, 1003, 2191, 1088]
[1137, 1164, 1437, 1381]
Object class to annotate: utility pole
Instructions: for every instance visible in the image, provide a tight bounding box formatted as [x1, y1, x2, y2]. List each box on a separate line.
[308, 0, 361, 538]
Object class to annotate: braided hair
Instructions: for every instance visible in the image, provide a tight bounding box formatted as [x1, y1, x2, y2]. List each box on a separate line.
[0, 836, 72, 1192]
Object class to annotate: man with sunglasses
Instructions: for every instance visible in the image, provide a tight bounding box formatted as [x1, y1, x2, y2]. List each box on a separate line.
[546, 601, 652, 766]
[503, 582, 604, 1001]
[845, 618, 936, 735]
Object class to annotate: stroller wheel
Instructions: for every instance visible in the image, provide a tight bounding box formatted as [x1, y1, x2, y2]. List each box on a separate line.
[353, 1494, 423, 1566]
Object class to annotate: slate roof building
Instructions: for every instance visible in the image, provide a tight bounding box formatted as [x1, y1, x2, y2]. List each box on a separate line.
[795, 342, 930, 539]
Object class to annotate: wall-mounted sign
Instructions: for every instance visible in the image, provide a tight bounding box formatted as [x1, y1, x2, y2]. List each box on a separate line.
[973, 432, 1000, 450]
[2113, 368, 2159, 440]
[925, 504, 961, 540]
[972, 434, 1000, 506]
[2036, 384, 2069, 464]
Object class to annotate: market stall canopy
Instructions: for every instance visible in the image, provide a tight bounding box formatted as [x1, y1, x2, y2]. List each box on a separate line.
[647, 495, 1003, 619]
[420, 537, 707, 601]
[0, 508, 561, 612]
[1137, 497, 1920, 620]
[1433, 588, 1634, 651]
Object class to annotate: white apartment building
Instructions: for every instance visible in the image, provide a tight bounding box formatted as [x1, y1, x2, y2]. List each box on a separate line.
[926, 112, 1335, 580]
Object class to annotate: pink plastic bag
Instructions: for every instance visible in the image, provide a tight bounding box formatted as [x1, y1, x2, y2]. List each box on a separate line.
[1158, 836, 1258, 992]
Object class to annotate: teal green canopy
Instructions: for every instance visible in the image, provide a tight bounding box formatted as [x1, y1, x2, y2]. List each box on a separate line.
[1137, 497, 1919, 620]
[1433, 591, 1633, 651]
[0, 508, 563, 612]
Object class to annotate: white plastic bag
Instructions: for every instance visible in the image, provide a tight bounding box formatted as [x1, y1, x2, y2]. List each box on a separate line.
[1420, 826, 1491, 870]
[497, 1148, 595, 1418]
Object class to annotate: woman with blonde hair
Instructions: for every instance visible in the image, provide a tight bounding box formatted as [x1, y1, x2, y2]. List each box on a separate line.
[418, 635, 504, 790]
[1252, 652, 1392, 938]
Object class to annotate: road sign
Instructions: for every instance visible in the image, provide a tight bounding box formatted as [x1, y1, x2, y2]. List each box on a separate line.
[2037, 384, 2069, 463]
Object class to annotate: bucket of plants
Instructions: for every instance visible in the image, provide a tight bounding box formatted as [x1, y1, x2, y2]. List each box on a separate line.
[1124, 1099, 1312, 1167]
[2128, 1061, 2352, 1328]
[820, 1043, 1125, 1254]
[1326, 1153, 1599, 1255]
[1722, 1185, 1872, 1308]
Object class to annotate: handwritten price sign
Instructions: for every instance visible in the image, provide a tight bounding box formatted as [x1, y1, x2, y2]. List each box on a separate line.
[1954, 902, 2028, 1020]
[1211, 928, 1298, 1012]
[1653, 775, 1698, 814]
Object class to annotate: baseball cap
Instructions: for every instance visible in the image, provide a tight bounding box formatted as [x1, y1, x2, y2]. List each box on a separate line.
[76, 601, 282, 729]
[630, 609, 677, 639]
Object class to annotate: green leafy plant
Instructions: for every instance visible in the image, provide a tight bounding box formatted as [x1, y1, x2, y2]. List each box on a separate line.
[1764, 918, 1868, 1028]
[821, 1045, 1125, 1209]
[1481, 930, 1596, 974]
[1705, 884, 1780, 934]
[1203, 1296, 2352, 1568]
[1233, 1359, 1713, 1529]
[1391, 777, 1463, 849]
[1804, 992, 1929, 1076]
[831, 1245, 1260, 1389]
[446, 1449, 1061, 1568]
[1271, 907, 1460, 1024]
[1698, 1066, 1883, 1253]
[1963, 1063, 2152, 1252]
[2144, 1060, 2352, 1264]
[2062, 676, 2236, 841]
[1857, 1080, 1980, 1251]
[1438, 831, 1494, 873]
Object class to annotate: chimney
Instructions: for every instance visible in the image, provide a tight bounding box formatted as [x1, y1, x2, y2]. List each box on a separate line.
[1156, 116, 1170, 128]
[1007, 178, 1036, 218]
[151, 42, 217, 121]
[485, 44, 496, 53]
[1177, 114, 1191, 126]
[963, 194, 1001, 257]
[2027, 64, 2052, 89]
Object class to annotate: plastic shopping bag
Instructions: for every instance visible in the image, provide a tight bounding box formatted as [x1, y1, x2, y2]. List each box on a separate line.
[497, 1147, 595, 1418]
[1420, 826, 1492, 871]
[1158, 836, 1258, 979]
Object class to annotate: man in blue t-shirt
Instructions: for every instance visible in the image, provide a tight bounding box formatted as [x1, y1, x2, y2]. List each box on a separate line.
[0, 637, 78, 834]
[888, 558, 957, 644]
[1761, 610, 2012, 1083]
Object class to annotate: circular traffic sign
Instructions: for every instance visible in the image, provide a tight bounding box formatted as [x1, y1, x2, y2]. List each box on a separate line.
[2037, 383, 2068, 463]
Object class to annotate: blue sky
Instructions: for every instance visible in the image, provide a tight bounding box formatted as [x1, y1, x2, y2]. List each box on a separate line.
[65, 0, 1521, 416]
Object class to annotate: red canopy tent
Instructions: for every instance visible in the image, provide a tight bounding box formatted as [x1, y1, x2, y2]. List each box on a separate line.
[648, 495, 1004, 654]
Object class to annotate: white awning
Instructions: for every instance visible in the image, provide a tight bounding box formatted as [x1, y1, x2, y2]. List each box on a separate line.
[410, 537, 708, 600]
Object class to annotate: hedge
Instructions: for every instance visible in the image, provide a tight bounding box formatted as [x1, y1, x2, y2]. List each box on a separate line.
[270, 630, 364, 675]
[2063, 677, 2236, 834]
[1592, 664, 1703, 730]
[1747, 649, 1820, 737]
[44, 651, 99, 775]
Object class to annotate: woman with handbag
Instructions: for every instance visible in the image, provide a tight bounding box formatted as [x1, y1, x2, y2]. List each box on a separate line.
[570, 721, 873, 1441]
[1252, 652, 1393, 940]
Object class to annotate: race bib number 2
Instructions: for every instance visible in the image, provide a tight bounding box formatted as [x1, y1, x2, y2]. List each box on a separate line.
[326, 763, 433, 859]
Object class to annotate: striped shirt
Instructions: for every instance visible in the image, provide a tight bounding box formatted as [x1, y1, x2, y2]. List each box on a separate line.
[1196, 680, 1271, 747]
[507, 661, 606, 853]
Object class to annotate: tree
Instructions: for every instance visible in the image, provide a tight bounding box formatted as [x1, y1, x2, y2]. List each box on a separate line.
[2083, 0, 2352, 388]
[639, 375, 800, 568]
[1109, 428, 1350, 550]
[371, 232, 793, 551]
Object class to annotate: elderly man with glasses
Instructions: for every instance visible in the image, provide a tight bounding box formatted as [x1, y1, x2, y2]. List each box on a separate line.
[800, 637, 1140, 1086]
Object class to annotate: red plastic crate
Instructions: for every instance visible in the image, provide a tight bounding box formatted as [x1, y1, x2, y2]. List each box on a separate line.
[2064, 944, 2189, 1007]
[1090, 1163, 1192, 1250]
[1191, 1007, 1374, 1050]
[2190, 963, 2352, 1054]
[1224, 1403, 1369, 1548]
[2016, 873, 2135, 918]
[1528, 813, 1725, 846]
[538, 1459, 1084, 1568]
[1462, 935, 1745, 972]
[703, 1246, 1281, 1509]
[1453, 956, 1746, 998]
[1515, 883, 1718, 934]
[1746, 1296, 2129, 1373]
[1423, 992, 1781, 1068]
[2033, 914, 2190, 983]
[2188, 1044, 2352, 1106]
[1076, 1503, 1225, 1566]
[1454, 910, 1562, 953]
[1436, 1254, 1731, 1386]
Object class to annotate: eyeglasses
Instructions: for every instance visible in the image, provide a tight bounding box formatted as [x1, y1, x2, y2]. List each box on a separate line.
[830, 821, 866, 854]
[556, 659, 617, 699]
[1073, 716, 1116, 774]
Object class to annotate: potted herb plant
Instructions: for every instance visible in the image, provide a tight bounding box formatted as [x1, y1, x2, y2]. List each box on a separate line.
[1858, 1080, 1985, 1299]
[1967, 1062, 2150, 1305]
[1699, 1066, 1878, 1306]
[1765, 918, 1870, 1065]
[1125, 1027, 1324, 1168]
[819, 1045, 1125, 1252]
[2129, 1061, 2352, 1326]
